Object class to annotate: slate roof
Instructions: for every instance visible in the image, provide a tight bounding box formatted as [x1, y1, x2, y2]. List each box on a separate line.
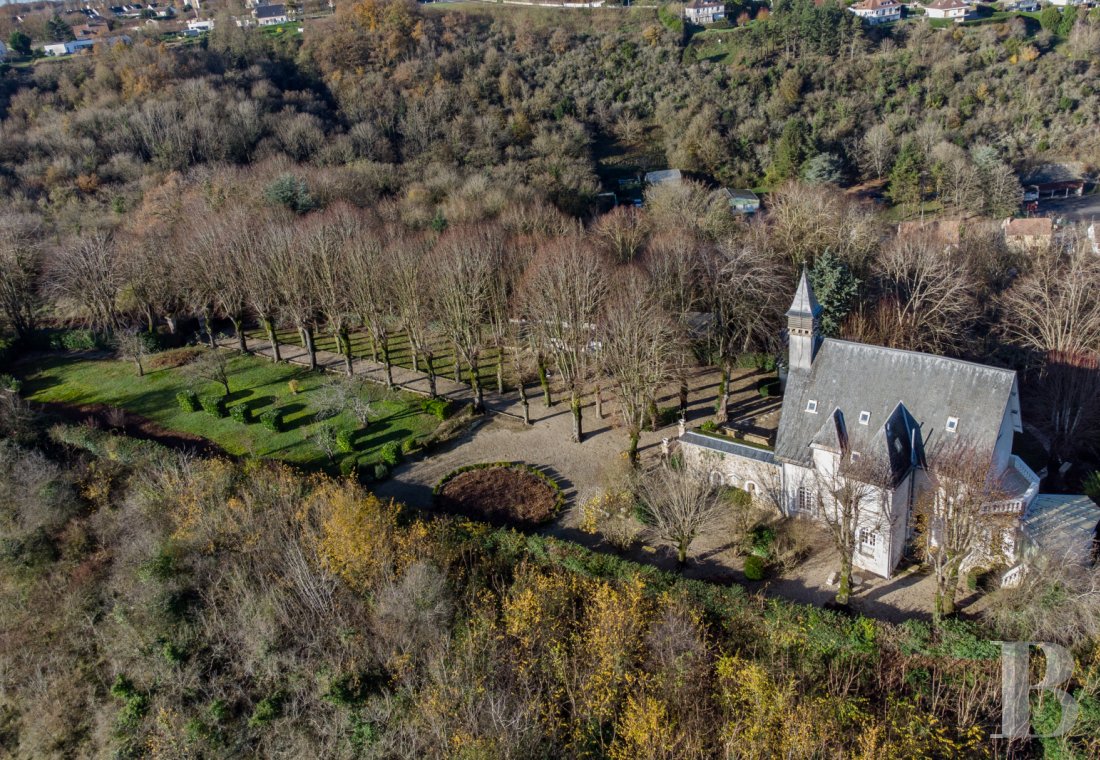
[680, 431, 777, 465]
[787, 269, 822, 319]
[1023, 494, 1100, 563]
[775, 339, 1019, 469]
[253, 4, 287, 18]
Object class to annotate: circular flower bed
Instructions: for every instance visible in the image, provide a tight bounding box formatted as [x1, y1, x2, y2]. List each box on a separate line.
[433, 462, 564, 528]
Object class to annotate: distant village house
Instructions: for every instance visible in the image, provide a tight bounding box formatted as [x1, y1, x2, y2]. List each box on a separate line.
[683, 0, 726, 24]
[849, 0, 902, 24]
[252, 4, 289, 25]
[921, 0, 970, 20]
[1001, 217, 1053, 253]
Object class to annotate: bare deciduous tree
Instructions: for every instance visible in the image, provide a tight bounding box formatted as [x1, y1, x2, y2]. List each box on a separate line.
[915, 440, 1013, 624]
[347, 227, 398, 387]
[388, 231, 438, 394]
[115, 329, 149, 377]
[600, 269, 679, 465]
[45, 231, 123, 336]
[308, 204, 362, 376]
[240, 213, 288, 363]
[431, 225, 502, 412]
[184, 205, 253, 351]
[0, 213, 44, 340]
[185, 349, 234, 395]
[704, 239, 788, 420]
[858, 123, 894, 180]
[812, 446, 894, 606]
[1029, 350, 1100, 477]
[270, 222, 323, 371]
[999, 246, 1100, 358]
[521, 236, 609, 442]
[866, 233, 977, 354]
[592, 205, 649, 263]
[634, 458, 725, 567]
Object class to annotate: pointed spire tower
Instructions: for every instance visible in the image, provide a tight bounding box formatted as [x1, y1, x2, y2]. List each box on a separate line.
[787, 268, 822, 373]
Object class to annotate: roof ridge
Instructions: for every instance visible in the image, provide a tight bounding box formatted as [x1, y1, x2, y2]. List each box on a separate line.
[821, 338, 1016, 377]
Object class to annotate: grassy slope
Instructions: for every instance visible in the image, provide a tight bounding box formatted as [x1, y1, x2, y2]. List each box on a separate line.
[19, 351, 438, 471]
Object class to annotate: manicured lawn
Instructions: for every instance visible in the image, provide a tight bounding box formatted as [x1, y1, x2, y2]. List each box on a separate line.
[17, 350, 440, 472]
[245, 327, 509, 391]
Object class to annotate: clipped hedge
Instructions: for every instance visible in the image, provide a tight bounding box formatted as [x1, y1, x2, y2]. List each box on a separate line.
[335, 428, 355, 454]
[260, 409, 283, 432]
[200, 394, 227, 418]
[229, 403, 251, 424]
[421, 397, 452, 421]
[379, 441, 401, 468]
[176, 390, 200, 412]
[433, 461, 566, 518]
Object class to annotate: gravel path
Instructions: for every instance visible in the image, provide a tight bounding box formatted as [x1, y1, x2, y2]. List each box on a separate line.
[219, 334, 940, 622]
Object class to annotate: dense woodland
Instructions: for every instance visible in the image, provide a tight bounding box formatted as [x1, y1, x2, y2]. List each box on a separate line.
[2, 1, 1100, 756]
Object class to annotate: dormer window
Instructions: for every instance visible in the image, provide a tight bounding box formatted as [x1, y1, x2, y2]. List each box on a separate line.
[946, 416, 959, 433]
[858, 411, 870, 426]
[806, 399, 818, 413]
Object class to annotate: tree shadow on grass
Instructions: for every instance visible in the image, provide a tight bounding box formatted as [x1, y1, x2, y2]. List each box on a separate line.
[18, 374, 63, 396]
[283, 410, 318, 432]
[359, 427, 412, 452]
[225, 389, 253, 403]
[247, 395, 277, 410]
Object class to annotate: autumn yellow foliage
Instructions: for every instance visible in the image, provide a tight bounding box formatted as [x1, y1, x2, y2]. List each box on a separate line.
[313, 480, 400, 592]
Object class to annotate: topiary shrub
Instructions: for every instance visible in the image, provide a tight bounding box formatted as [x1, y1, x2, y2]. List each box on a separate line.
[260, 408, 283, 432]
[373, 462, 390, 482]
[229, 403, 251, 424]
[339, 457, 358, 478]
[421, 397, 452, 420]
[400, 438, 417, 455]
[699, 419, 719, 433]
[176, 390, 200, 412]
[744, 554, 766, 581]
[379, 441, 401, 468]
[200, 394, 227, 418]
[335, 428, 355, 454]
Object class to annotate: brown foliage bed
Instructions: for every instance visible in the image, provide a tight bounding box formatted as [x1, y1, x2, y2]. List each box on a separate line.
[436, 466, 558, 528]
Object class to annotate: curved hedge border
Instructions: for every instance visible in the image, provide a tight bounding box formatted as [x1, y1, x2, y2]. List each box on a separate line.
[433, 461, 566, 519]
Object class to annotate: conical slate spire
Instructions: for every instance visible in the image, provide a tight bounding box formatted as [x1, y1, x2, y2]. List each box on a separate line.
[787, 268, 822, 318]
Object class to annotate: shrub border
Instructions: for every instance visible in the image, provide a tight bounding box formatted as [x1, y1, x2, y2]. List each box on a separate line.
[433, 461, 565, 521]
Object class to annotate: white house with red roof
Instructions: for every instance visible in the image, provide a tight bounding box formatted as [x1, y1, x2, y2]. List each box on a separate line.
[849, 0, 902, 24]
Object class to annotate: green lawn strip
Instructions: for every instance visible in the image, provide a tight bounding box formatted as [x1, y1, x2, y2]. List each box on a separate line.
[19, 352, 438, 471]
[243, 327, 505, 389]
